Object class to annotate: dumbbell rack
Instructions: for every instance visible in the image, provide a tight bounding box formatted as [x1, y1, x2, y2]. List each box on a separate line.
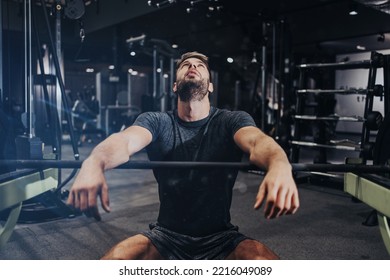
[290, 51, 388, 171]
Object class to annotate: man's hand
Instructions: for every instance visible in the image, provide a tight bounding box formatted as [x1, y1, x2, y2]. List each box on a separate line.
[254, 166, 299, 219]
[66, 164, 111, 221]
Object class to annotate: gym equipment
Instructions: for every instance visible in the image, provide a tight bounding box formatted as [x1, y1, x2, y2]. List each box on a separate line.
[344, 114, 390, 254]
[344, 173, 390, 254]
[291, 51, 387, 165]
[0, 169, 58, 247]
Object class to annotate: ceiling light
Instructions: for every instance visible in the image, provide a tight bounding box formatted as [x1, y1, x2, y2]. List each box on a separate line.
[251, 52, 257, 63]
[349, 2, 358, 15]
[356, 45, 366, 50]
[227, 57, 234, 63]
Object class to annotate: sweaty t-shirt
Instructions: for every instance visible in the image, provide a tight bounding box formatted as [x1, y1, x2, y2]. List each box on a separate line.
[133, 107, 256, 236]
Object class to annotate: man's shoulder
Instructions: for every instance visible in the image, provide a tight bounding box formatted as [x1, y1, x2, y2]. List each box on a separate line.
[212, 107, 256, 130]
[138, 111, 173, 121]
[213, 107, 252, 119]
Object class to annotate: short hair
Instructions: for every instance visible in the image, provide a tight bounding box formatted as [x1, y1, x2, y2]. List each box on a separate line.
[176, 51, 212, 81]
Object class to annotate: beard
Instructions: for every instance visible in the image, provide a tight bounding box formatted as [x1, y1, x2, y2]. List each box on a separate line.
[176, 78, 209, 102]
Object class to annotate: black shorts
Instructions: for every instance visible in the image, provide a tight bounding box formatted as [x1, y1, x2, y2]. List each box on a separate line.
[141, 223, 250, 260]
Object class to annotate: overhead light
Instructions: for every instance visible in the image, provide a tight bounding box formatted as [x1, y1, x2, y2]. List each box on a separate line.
[227, 57, 234, 63]
[349, 10, 358, 15]
[251, 52, 257, 63]
[130, 51, 136, 56]
[172, 44, 178, 49]
[349, 2, 358, 15]
[356, 45, 366, 50]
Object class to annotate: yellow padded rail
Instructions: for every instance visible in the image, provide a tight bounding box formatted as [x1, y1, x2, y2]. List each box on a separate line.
[0, 169, 58, 248]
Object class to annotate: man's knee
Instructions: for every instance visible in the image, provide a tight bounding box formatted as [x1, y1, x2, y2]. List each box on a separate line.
[228, 239, 279, 260]
[101, 234, 161, 260]
[101, 243, 129, 260]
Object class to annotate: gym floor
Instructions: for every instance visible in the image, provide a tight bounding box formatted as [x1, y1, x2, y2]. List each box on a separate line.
[0, 141, 389, 260]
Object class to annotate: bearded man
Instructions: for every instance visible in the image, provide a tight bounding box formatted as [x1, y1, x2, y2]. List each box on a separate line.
[67, 51, 299, 260]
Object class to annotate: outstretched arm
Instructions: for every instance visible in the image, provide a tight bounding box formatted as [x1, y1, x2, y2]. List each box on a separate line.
[66, 125, 152, 220]
[234, 126, 299, 219]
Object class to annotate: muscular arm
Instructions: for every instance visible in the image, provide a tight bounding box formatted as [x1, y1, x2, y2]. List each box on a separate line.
[66, 125, 152, 220]
[234, 126, 299, 219]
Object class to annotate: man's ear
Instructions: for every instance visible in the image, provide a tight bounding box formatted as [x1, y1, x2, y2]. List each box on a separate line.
[173, 82, 177, 93]
[208, 82, 214, 93]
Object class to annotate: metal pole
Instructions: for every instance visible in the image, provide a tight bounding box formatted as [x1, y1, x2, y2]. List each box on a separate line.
[0, 0, 3, 103]
[261, 22, 267, 131]
[159, 56, 165, 112]
[152, 46, 157, 110]
[170, 57, 175, 110]
[55, 1, 62, 127]
[127, 72, 132, 106]
[24, 0, 33, 137]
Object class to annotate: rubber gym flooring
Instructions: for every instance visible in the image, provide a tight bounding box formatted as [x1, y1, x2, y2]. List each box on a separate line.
[0, 141, 389, 260]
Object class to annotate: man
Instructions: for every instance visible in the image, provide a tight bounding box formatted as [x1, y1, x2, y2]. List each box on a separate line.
[66, 51, 299, 260]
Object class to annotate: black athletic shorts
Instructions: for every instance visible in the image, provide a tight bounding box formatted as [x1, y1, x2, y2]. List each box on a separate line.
[141, 223, 250, 260]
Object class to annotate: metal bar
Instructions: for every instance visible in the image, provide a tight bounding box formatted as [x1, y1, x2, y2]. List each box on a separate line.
[296, 60, 372, 70]
[297, 89, 372, 95]
[293, 115, 364, 122]
[0, 160, 389, 173]
[291, 140, 361, 151]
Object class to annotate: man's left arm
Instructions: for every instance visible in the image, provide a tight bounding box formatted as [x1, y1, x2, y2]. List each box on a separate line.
[234, 126, 300, 219]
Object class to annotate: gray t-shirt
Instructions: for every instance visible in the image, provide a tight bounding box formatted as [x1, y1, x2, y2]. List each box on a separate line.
[133, 107, 256, 236]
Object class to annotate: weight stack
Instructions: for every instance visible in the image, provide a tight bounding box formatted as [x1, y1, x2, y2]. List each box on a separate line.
[15, 135, 44, 160]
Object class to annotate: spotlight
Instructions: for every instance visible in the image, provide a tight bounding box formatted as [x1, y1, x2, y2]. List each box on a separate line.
[349, 9, 358, 16]
[356, 45, 366, 51]
[251, 52, 257, 63]
[349, 2, 358, 15]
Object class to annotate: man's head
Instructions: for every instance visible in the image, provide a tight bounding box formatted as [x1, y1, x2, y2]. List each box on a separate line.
[173, 51, 213, 102]
[175, 51, 211, 80]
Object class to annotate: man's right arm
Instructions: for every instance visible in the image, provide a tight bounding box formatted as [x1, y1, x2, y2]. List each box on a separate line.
[66, 125, 153, 220]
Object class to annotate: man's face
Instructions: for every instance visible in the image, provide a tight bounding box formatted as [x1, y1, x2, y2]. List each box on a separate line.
[173, 57, 213, 102]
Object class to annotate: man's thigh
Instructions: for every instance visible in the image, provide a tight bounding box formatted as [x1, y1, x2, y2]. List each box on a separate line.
[101, 234, 163, 260]
[225, 239, 279, 260]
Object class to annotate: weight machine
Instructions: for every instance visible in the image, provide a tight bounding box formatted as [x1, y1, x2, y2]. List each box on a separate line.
[0, 0, 88, 225]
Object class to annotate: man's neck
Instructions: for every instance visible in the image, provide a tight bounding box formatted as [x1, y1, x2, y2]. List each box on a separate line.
[177, 98, 211, 122]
